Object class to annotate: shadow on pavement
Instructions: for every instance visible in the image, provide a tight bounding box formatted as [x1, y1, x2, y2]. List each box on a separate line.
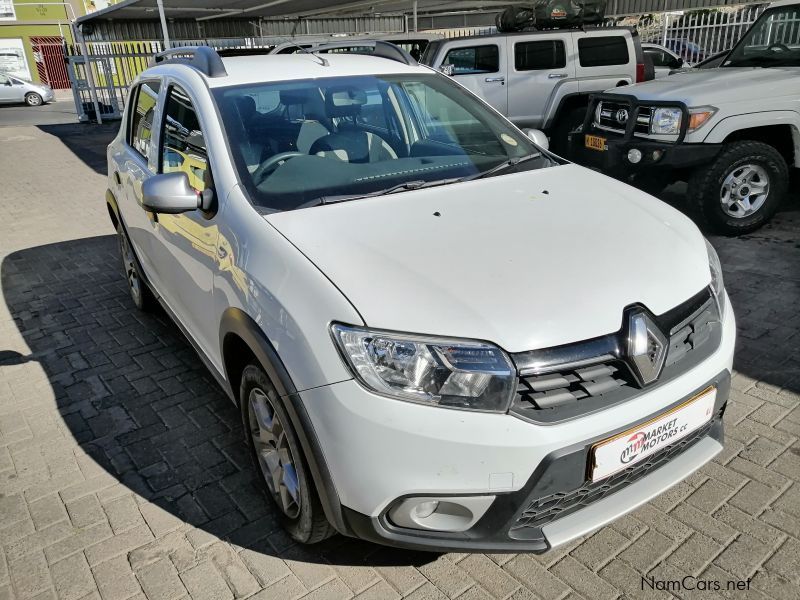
[37, 123, 119, 175]
[1, 234, 437, 568]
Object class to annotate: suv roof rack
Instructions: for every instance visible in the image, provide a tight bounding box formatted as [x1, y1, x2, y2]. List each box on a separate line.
[151, 46, 227, 78]
[312, 40, 418, 66]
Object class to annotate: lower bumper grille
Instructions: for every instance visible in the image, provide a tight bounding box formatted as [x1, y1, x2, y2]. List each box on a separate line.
[509, 412, 719, 537]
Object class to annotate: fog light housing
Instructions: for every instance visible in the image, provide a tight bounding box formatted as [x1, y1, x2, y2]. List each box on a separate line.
[651, 149, 664, 162]
[388, 496, 495, 532]
[627, 148, 643, 164]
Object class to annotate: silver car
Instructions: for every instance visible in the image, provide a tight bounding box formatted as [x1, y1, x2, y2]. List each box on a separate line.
[0, 72, 55, 106]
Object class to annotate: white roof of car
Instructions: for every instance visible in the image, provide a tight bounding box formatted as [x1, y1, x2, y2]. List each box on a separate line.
[201, 53, 429, 88]
[769, 0, 800, 7]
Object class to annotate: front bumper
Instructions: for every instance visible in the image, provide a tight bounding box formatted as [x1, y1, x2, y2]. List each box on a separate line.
[567, 93, 721, 177]
[301, 296, 735, 552]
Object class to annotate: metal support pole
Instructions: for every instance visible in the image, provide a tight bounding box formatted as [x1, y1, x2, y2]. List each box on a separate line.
[72, 21, 103, 124]
[413, 0, 418, 32]
[157, 0, 171, 49]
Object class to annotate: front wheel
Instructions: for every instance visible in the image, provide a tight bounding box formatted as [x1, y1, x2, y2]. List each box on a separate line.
[25, 92, 44, 107]
[688, 141, 788, 235]
[241, 363, 335, 544]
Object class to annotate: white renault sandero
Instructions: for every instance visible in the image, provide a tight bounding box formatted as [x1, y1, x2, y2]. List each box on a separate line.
[106, 42, 735, 552]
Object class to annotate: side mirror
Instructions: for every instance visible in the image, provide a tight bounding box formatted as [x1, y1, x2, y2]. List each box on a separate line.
[673, 57, 684, 68]
[523, 128, 549, 151]
[3, 80, 11, 86]
[142, 172, 200, 214]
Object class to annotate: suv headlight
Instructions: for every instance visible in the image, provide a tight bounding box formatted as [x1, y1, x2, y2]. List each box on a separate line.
[331, 324, 516, 412]
[650, 107, 683, 135]
[705, 239, 726, 315]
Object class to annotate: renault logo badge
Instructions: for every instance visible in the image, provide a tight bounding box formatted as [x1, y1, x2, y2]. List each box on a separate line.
[626, 311, 667, 385]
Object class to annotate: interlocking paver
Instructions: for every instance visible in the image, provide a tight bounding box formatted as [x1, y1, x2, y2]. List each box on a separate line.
[1, 123, 799, 600]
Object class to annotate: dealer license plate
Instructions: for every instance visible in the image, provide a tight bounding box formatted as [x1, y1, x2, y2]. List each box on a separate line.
[590, 387, 716, 482]
[584, 134, 607, 151]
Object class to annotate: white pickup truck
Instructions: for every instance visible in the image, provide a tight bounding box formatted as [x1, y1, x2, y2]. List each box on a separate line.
[571, 0, 799, 235]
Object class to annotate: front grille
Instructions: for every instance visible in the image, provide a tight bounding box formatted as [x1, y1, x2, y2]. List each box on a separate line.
[509, 413, 718, 537]
[510, 289, 720, 424]
[516, 361, 634, 410]
[596, 101, 651, 135]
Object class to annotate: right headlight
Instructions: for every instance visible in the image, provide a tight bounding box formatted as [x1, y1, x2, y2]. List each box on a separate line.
[331, 324, 516, 412]
[705, 239, 726, 315]
[650, 107, 683, 135]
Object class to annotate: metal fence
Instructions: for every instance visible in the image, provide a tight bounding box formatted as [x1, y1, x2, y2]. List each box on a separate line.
[617, 4, 768, 62]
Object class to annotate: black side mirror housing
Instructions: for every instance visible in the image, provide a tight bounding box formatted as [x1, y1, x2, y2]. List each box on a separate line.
[142, 172, 201, 214]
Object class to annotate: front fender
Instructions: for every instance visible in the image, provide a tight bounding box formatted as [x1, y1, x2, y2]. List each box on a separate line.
[701, 111, 800, 167]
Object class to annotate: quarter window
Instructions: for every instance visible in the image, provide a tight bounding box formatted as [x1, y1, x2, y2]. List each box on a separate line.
[578, 36, 630, 67]
[160, 85, 208, 192]
[515, 40, 566, 70]
[128, 81, 160, 159]
[442, 45, 499, 75]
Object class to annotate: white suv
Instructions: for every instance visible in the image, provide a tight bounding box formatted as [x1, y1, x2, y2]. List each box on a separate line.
[571, 0, 800, 235]
[106, 42, 735, 552]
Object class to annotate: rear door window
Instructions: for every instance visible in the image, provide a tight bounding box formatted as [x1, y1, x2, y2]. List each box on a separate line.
[578, 36, 629, 67]
[442, 45, 499, 74]
[128, 81, 161, 159]
[515, 40, 566, 70]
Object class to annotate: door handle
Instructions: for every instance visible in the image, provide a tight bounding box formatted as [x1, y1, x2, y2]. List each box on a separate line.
[484, 77, 505, 83]
[548, 73, 568, 79]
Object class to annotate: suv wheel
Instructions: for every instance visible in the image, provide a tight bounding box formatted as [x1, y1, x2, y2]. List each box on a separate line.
[689, 141, 788, 235]
[116, 224, 155, 311]
[25, 92, 44, 107]
[241, 363, 335, 544]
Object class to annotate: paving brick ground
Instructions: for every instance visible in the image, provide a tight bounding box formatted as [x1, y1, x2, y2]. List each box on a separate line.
[1, 123, 798, 600]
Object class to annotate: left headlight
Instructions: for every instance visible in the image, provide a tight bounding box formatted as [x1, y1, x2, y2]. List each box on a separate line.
[331, 324, 516, 412]
[650, 107, 683, 135]
[705, 239, 726, 315]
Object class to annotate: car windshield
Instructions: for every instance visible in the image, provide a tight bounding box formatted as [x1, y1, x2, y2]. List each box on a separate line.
[724, 5, 800, 67]
[213, 73, 554, 211]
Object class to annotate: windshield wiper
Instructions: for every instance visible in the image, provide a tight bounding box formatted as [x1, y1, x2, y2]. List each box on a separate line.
[459, 152, 543, 182]
[304, 178, 460, 208]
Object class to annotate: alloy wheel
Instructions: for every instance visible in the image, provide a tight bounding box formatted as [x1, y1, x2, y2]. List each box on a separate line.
[719, 163, 770, 219]
[248, 388, 301, 518]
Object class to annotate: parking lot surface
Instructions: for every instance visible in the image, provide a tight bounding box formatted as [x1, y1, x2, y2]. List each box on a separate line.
[0, 123, 798, 600]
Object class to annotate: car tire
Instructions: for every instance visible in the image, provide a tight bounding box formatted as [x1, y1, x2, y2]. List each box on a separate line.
[25, 92, 44, 107]
[550, 107, 587, 156]
[241, 363, 335, 544]
[116, 223, 155, 311]
[688, 141, 788, 235]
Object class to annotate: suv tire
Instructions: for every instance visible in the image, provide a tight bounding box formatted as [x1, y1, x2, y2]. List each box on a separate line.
[550, 107, 587, 156]
[25, 92, 44, 107]
[241, 363, 335, 544]
[116, 223, 156, 311]
[688, 140, 788, 235]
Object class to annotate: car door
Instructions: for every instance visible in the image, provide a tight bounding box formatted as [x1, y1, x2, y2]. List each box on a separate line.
[435, 41, 508, 115]
[574, 31, 635, 91]
[0, 73, 18, 102]
[150, 83, 220, 364]
[506, 34, 576, 128]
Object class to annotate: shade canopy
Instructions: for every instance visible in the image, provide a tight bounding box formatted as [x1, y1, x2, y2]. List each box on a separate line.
[77, 0, 516, 24]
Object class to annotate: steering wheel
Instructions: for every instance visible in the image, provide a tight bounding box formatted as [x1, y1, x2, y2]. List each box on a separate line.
[767, 43, 791, 53]
[252, 151, 305, 185]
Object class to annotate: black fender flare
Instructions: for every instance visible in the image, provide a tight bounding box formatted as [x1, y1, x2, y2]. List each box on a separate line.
[106, 189, 121, 229]
[219, 308, 349, 536]
[547, 92, 593, 133]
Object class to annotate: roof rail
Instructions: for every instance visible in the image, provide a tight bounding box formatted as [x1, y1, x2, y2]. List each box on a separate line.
[312, 40, 418, 66]
[151, 46, 227, 78]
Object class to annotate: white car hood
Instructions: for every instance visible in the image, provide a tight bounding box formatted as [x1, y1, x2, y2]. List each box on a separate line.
[613, 67, 800, 107]
[266, 164, 711, 353]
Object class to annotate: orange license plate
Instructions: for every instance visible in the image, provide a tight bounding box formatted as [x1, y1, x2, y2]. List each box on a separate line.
[585, 134, 607, 151]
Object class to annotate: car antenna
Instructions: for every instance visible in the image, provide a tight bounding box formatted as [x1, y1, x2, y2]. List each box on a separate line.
[279, 39, 329, 67]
